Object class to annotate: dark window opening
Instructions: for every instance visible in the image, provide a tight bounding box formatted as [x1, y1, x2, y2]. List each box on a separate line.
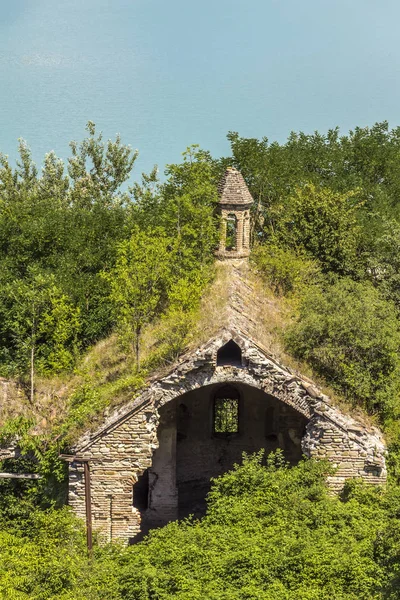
[213, 386, 239, 434]
[226, 214, 237, 250]
[132, 468, 149, 511]
[217, 339, 242, 367]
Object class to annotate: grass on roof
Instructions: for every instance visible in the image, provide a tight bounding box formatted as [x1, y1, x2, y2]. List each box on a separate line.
[0, 259, 376, 446]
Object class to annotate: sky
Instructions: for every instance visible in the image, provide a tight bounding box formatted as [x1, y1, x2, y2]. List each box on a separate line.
[1, 0, 400, 180]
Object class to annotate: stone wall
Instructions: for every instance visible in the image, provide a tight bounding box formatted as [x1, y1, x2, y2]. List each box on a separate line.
[68, 331, 387, 544]
[68, 404, 157, 543]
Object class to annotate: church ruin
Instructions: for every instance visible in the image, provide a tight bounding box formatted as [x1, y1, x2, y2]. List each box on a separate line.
[65, 167, 387, 544]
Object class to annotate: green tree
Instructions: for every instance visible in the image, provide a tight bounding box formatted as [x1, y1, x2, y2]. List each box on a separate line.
[1, 270, 80, 400]
[275, 184, 363, 274]
[105, 226, 171, 369]
[132, 146, 219, 278]
[251, 242, 320, 296]
[68, 120, 138, 200]
[285, 278, 400, 414]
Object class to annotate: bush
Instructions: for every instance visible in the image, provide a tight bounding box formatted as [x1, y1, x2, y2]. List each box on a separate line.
[0, 505, 88, 600]
[80, 453, 400, 599]
[285, 278, 400, 414]
[275, 184, 363, 275]
[251, 243, 320, 296]
[1, 453, 400, 599]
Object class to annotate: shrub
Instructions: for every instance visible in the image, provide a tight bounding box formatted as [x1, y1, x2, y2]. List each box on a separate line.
[83, 453, 398, 600]
[251, 243, 320, 296]
[285, 278, 400, 414]
[2, 454, 400, 599]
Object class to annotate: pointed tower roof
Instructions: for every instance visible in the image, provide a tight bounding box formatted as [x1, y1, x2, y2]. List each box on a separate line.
[218, 167, 253, 206]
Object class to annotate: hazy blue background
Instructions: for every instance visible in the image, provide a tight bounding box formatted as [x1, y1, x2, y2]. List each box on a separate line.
[1, 0, 400, 179]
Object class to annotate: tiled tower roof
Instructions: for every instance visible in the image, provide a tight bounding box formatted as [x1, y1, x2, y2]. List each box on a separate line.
[218, 167, 254, 206]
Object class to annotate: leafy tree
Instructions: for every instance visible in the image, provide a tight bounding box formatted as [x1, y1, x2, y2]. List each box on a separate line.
[365, 217, 400, 309]
[274, 184, 364, 274]
[132, 146, 219, 277]
[251, 243, 320, 296]
[0, 122, 139, 373]
[0, 269, 80, 400]
[104, 226, 171, 368]
[68, 120, 138, 200]
[285, 278, 400, 414]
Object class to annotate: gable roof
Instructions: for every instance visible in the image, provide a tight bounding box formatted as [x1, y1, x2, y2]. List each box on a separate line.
[217, 167, 254, 206]
[70, 260, 386, 481]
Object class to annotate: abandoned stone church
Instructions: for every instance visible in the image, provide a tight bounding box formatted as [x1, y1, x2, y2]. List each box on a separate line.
[65, 167, 387, 544]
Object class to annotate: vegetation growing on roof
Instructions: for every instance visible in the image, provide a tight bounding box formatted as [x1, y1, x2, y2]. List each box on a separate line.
[3, 122, 400, 458]
[3, 122, 400, 597]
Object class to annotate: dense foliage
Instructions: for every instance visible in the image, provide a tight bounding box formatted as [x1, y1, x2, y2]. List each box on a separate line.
[229, 123, 400, 439]
[0, 127, 218, 391]
[285, 278, 400, 414]
[4, 121, 400, 429]
[4, 121, 400, 596]
[1, 454, 400, 600]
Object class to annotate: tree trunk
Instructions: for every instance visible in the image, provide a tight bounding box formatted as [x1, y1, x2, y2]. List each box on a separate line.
[30, 343, 34, 404]
[135, 325, 141, 371]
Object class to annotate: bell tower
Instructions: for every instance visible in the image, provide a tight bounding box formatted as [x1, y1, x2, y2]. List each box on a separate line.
[215, 167, 253, 260]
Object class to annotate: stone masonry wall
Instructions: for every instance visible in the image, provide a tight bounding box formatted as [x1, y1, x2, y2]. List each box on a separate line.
[68, 405, 157, 543]
[69, 330, 387, 544]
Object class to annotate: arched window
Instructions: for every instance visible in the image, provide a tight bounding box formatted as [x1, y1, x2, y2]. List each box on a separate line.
[213, 385, 240, 435]
[217, 339, 242, 367]
[225, 213, 237, 251]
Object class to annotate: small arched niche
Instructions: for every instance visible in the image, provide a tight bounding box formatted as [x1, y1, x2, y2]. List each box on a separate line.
[217, 339, 242, 367]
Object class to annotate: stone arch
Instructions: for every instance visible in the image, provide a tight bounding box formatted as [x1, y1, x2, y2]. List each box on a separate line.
[225, 213, 237, 250]
[145, 378, 309, 528]
[150, 365, 312, 422]
[68, 335, 386, 544]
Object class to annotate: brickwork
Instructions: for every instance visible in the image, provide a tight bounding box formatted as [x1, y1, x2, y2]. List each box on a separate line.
[216, 167, 253, 259]
[68, 329, 386, 543]
[68, 405, 157, 542]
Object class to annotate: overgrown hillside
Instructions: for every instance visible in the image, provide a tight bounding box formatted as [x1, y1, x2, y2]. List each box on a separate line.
[3, 122, 400, 598]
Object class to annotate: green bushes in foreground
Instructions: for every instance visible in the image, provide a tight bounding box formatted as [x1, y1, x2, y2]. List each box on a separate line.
[1, 453, 400, 599]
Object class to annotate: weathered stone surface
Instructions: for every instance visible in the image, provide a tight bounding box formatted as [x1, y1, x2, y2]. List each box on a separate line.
[67, 321, 386, 544]
[217, 167, 254, 207]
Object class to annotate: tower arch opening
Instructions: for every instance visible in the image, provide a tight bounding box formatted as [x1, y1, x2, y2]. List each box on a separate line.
[225, 213, 237, 250]
[215, 167, 253, 259]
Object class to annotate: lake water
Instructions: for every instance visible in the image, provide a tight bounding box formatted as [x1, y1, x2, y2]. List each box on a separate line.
[1, 0, 400, 181]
